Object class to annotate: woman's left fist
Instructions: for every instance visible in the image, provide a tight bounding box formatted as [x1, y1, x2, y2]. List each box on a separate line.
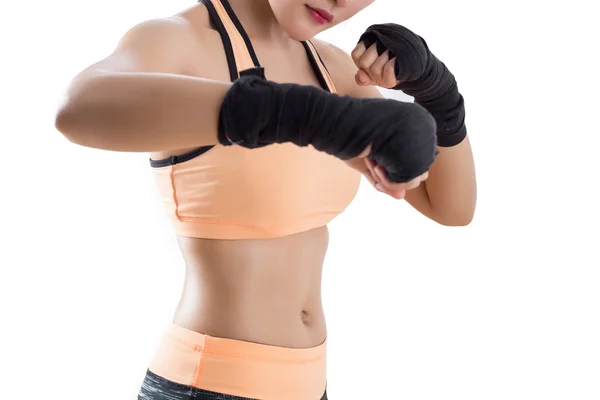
[351, 41, 399, 89]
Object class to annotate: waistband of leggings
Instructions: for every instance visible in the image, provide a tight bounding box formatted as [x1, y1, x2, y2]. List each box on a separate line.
[167, 322, 326, 362]
[149, 322, 327, 399]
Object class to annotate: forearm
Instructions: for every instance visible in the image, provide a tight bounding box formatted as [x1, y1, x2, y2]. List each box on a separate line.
[407, 136, 476, 225]
[55, 72, 231, 152]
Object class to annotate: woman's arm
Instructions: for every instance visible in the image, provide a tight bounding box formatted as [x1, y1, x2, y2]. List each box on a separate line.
[55, 17, 230, 152]
[313, 40, 477, 226]
[400, 137, 476, 226]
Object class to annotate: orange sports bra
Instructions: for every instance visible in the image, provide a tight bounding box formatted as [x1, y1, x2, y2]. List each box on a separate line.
[149, 0, 361, 240]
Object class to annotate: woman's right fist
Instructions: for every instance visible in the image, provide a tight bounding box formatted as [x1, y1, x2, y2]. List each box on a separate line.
[218, 75, 437, 183]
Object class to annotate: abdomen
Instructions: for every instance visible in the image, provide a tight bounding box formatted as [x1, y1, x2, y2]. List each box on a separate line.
[173, 225, 330, 348]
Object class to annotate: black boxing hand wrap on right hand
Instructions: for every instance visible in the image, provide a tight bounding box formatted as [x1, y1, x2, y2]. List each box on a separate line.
[218, 75, 437, 183]
[359, 24, 467, 147]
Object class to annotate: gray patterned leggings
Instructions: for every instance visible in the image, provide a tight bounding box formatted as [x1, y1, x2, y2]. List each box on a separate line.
[138, 369, 328, 400]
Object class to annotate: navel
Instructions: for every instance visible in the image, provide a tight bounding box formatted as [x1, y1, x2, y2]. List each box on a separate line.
[301, 310, 311, 326]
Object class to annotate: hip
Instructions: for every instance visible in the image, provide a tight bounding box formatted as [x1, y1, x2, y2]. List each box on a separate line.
[140, 322, 328, 400]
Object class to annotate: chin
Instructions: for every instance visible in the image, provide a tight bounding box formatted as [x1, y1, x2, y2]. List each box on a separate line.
[284, 24, 319, 41]
[276, 7, 326, 41]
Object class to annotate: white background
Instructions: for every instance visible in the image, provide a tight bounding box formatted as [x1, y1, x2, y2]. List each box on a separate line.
[1, 0, 599, 399]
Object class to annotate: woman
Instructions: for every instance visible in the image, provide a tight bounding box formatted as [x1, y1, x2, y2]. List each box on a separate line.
[55, 0, 476, 398]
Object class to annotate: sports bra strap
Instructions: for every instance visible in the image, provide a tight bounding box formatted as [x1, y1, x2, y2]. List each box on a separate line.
[200, 0, 336, 93]
[303, 40, 337, 93]
[201, 0, 259, 78]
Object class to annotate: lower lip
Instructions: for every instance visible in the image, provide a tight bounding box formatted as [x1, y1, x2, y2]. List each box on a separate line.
[307, 6, 329, 24]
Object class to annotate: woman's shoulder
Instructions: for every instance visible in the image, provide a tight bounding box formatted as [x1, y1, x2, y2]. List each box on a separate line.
[114, 4, 223, 76]
[175, 2, 217, 37]
[114, 10, 210, 66]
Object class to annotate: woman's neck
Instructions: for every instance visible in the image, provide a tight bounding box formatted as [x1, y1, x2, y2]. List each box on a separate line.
[227, 0, 292, 45]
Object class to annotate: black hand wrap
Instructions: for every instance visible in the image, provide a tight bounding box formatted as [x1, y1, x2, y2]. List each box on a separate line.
[359, 23, 467, 147]
[218, 75, 437, 182]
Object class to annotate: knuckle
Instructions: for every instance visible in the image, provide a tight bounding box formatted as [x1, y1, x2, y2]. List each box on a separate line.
[358, 59, 371, 70]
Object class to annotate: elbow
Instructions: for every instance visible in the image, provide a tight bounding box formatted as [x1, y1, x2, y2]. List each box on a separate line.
[433, 207, 475, 227]
[54, 104, 78, 143]
[439, 213, 474, 227]
[54, 83, 92, 147]
[54, 103, 95, 148]
[54, 89, 114, 151]
[432, 188, 477, 227]
[54, 76, 117, 150]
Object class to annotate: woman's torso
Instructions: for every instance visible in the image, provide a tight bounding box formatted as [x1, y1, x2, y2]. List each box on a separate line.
[151, 2, 353, 349]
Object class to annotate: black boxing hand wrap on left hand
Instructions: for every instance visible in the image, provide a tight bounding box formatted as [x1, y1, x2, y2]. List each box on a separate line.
[359, 24, 467, 147]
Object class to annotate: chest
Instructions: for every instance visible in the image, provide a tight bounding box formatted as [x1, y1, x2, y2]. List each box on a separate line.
[189, 31, 325, 89]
